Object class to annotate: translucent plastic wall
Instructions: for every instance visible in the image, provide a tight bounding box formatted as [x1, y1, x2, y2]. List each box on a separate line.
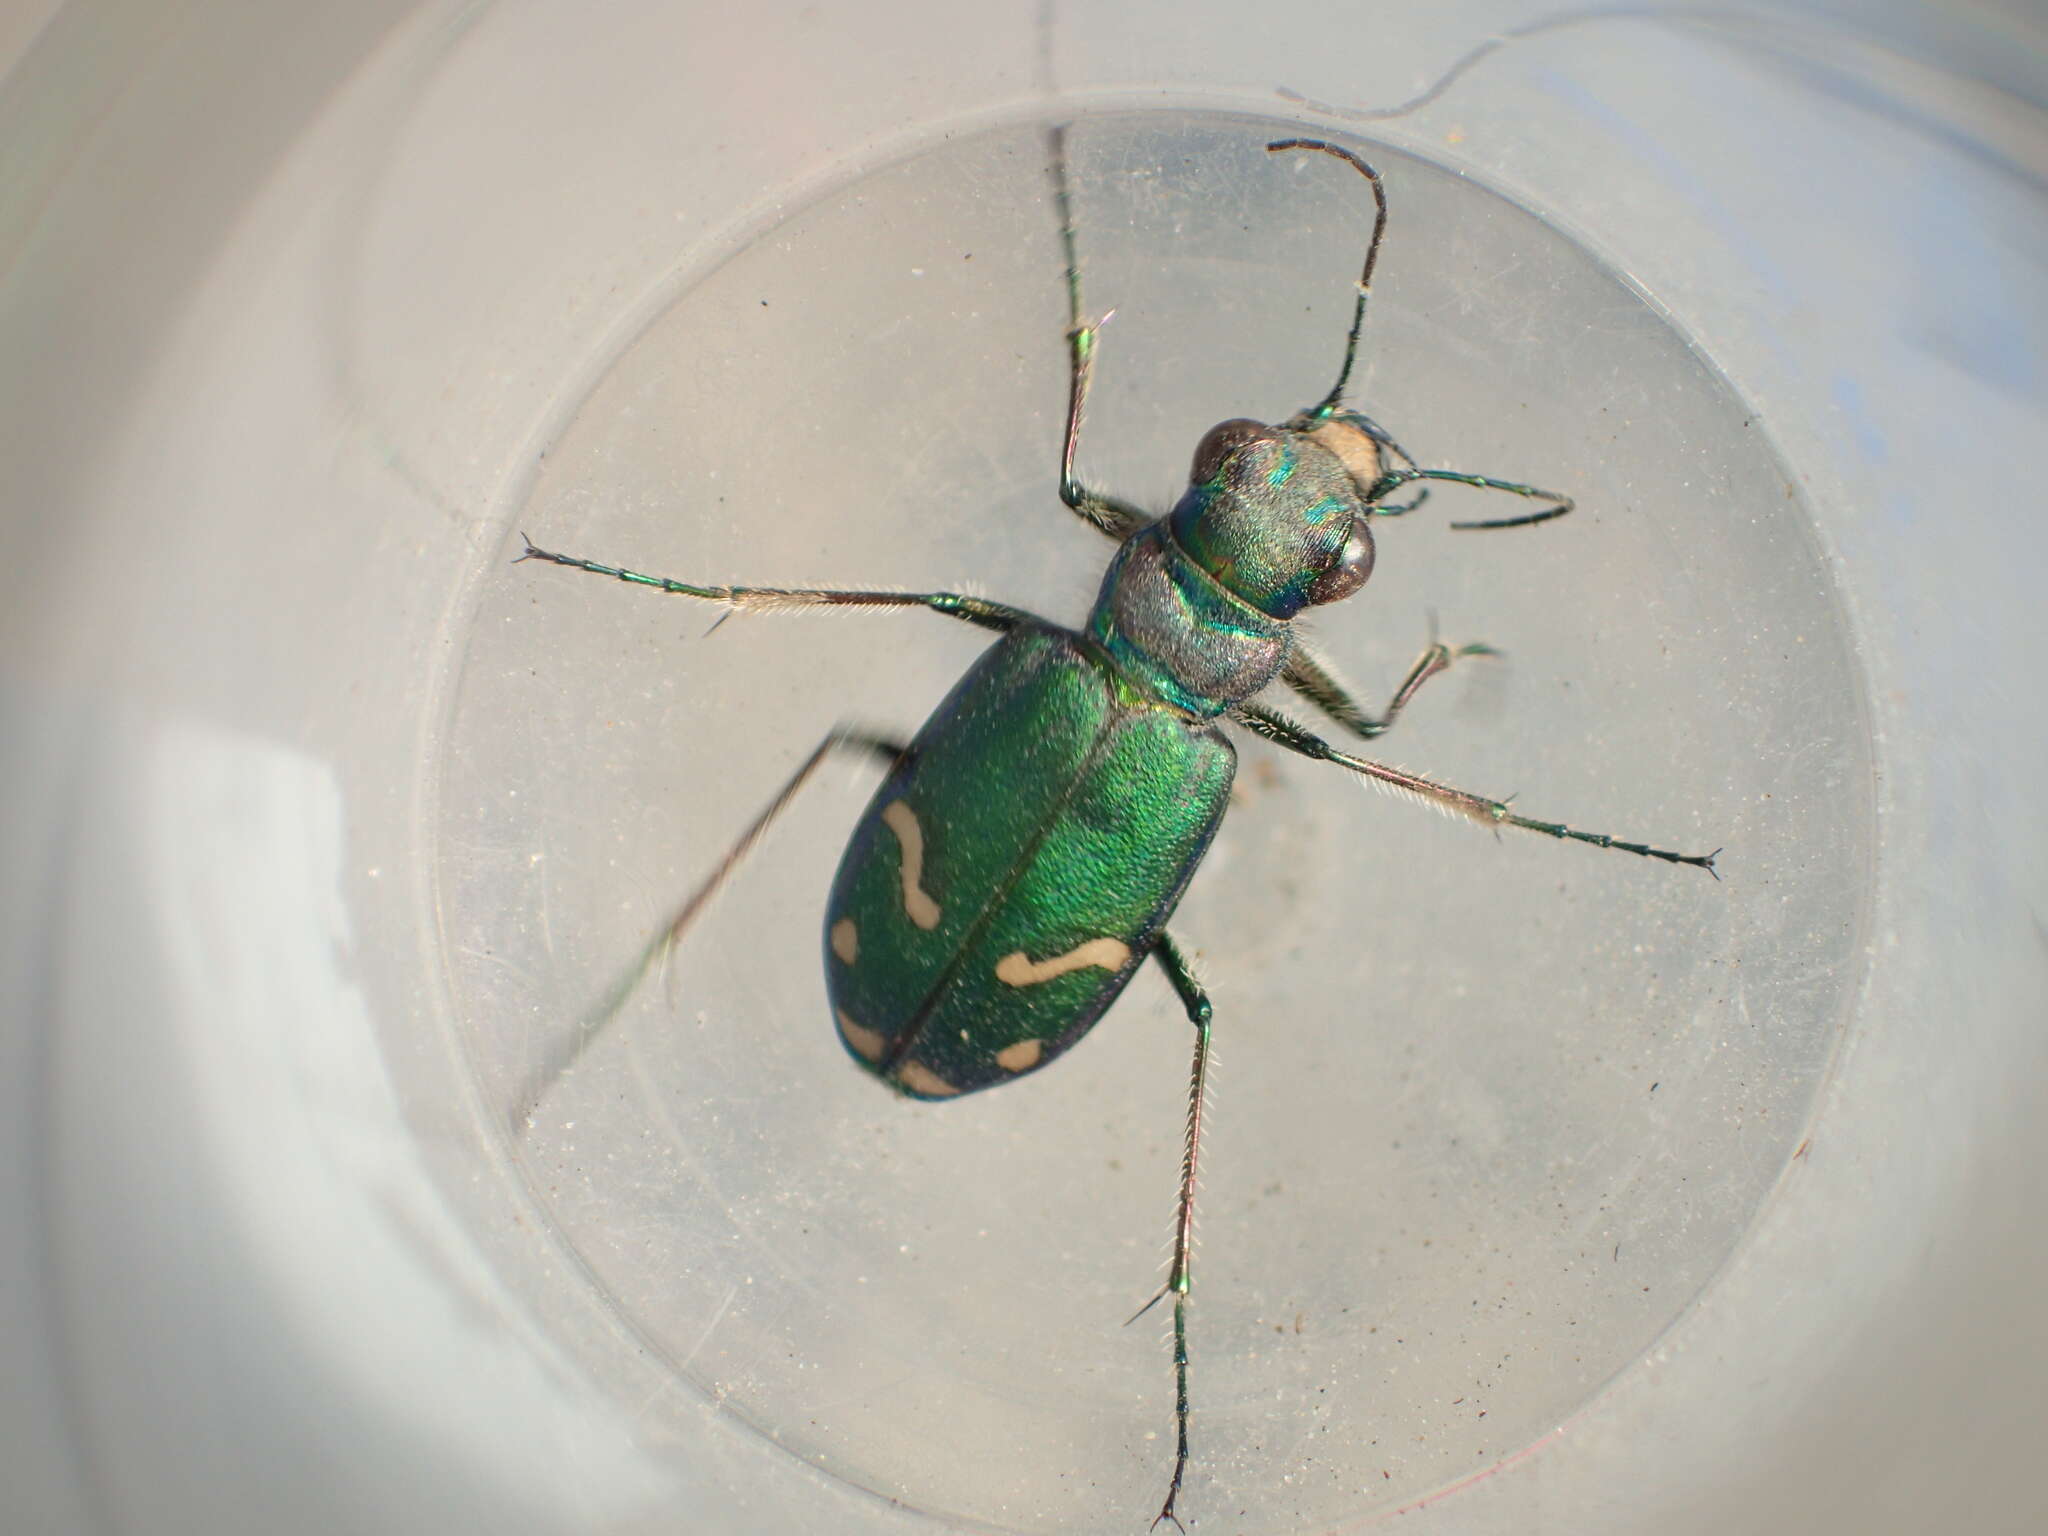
[4, 4, 2044, 1533]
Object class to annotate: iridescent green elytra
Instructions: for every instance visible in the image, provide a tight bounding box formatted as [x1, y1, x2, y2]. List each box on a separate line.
[519, 130, 1718, 1532]
[827, 627, 1234, 1098]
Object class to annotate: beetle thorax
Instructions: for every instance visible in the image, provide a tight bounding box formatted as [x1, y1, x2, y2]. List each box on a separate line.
[1085, 525, 1291, 716]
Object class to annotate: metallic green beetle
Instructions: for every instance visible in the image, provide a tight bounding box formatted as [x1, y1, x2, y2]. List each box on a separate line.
[520, 130, 1717, 1532]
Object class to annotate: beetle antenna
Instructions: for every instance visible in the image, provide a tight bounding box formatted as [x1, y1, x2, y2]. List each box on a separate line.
[1266, 137, 1388, 420]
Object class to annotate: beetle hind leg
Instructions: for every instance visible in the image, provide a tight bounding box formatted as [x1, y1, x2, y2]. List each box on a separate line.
[514, 728, 910, 1129]
[1134, 931, 1214, 1533]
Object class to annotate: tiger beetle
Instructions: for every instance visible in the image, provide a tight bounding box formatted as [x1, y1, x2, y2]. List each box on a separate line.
[519, 127, 1719, 1532]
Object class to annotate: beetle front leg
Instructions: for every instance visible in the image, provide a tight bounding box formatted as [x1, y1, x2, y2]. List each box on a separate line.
[1047, 123, 1151, 542]
[1281, 631, 1498, 742]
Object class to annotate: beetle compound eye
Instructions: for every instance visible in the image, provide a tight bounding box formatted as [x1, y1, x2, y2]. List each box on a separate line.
[1306, 518, 1375, 605]
[1190, 418, 1275, 486]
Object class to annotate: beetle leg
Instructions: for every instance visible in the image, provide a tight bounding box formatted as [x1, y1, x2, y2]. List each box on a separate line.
[517, 537, 1046, 637]
[1281, 631, 1497, 742]
[513, 729, 911, 1129]
[1048, 123, 1151, 542]
[1229, 703, 1719, 874]
[1138, 931, 1214, 1533]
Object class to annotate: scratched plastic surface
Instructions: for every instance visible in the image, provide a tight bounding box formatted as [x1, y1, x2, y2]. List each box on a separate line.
[7, 5, 2046, 1536]
[447, 112, 1855, 1530]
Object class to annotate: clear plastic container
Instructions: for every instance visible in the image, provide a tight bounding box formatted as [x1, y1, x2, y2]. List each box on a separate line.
[3, 4, 2043, 1534]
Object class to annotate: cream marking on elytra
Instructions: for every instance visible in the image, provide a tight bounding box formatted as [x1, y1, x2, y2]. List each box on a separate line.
[895, 1060, 962, 1098]
[836, 1010, 887, 1063]
[830, 917, 859, 964]
[881, 800, 941, 930]
[994, 937, 1132, 987]
[995, 1038, 1045, 1072]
